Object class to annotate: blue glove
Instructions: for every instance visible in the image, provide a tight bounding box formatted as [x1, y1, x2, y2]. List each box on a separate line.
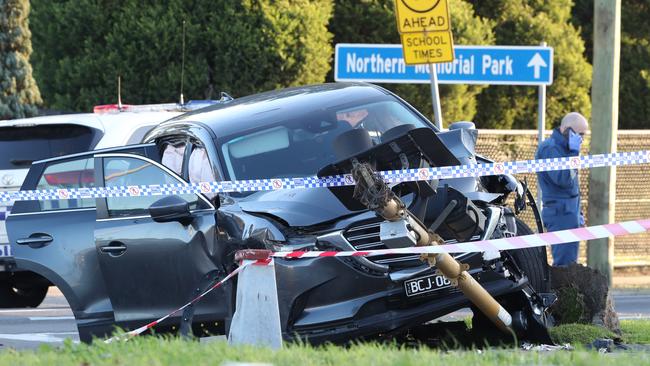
[568, 129, 583, 153]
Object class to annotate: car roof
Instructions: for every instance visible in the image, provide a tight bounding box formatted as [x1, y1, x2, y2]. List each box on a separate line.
[0, 113, 103, 129]
[155, 83, 391, 139]
[93, 111, 183, 148]
[1, 111, 183, 149]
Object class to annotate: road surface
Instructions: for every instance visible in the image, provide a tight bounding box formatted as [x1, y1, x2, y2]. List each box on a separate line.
[0, 288, 648, 350]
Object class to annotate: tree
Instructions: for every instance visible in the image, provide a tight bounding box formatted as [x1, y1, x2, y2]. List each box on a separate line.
[29, 0, 333, 112]
[470, 0, 592, 129]
[0, 0, 41, 119]
[328, 0, 494, 125]
[572, 0, 650, 129]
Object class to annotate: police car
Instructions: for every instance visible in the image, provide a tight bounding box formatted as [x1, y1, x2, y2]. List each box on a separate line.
[0, 100, 217, 308]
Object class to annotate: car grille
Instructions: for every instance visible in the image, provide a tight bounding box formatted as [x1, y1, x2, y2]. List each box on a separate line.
[343, 220, 481, 266]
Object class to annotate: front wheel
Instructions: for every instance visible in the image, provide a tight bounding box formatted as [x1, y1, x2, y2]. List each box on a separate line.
[507, 218, 551, 293]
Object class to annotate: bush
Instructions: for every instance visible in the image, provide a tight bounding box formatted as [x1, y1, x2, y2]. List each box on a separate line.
[328, 0, 494, 126]
[30, 0, 333, 112]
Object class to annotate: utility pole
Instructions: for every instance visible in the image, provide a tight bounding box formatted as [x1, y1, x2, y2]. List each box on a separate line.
[587, 0, 621, 284]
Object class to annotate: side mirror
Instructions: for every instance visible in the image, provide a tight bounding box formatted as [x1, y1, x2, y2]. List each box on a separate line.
[149, 196, 193, 225]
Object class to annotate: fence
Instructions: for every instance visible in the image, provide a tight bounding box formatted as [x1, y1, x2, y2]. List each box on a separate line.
[476, 129, 650, 267]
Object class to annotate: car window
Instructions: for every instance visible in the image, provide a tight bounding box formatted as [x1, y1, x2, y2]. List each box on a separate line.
[36, 157, 95, 211]
[188, 147, 216, 184]
[161, 142, 186, 176]
[188, 146, 217, 199]
[103, 156, 200, 217]
[0, 124, 101, 170]
[219, 100, 428, 181]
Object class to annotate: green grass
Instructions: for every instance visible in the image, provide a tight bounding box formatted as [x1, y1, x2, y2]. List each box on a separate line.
[549, 320, 650, 346]
[550, 324, 616, 345]
[0, 321, 648, 365]
[621, 320, 650, 344]
[0, 337, 649, 366]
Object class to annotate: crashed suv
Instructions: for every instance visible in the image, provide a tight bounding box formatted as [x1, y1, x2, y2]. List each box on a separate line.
[6, 83, 553, 343]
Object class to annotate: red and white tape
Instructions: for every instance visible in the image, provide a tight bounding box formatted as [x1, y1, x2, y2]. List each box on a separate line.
[271, 219, 650, 259]
[105, 262, 250, 343]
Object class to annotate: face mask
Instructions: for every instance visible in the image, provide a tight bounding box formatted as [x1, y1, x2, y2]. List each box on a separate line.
[567, 128, 583, 153]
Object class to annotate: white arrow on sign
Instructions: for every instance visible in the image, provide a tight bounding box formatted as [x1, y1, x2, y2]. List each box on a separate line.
[527, 53, 547, 79]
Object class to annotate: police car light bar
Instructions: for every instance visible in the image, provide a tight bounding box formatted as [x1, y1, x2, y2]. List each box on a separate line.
[93, 100, 220, 114]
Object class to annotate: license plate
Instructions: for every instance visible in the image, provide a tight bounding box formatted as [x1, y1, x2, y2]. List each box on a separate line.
[404, 274, 451, 297]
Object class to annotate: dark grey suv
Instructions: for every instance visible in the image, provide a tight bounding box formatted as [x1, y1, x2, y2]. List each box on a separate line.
[6, 83, 553, 343]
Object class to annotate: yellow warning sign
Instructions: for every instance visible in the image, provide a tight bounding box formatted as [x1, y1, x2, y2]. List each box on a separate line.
[395, 0, 451, 33]
[400, 31, 454, 64]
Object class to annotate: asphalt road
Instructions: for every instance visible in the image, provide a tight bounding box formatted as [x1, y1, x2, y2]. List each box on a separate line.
[0, 288, 648, 350]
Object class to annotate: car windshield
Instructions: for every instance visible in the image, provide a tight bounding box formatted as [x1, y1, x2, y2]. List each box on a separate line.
[219, 100, 430, 182]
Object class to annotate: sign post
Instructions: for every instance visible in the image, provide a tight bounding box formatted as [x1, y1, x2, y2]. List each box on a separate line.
[536, 42, 548, 206]
[394, 0, 455, 129]
[588, 0, 620, 284]
[429, 65, 444, 129]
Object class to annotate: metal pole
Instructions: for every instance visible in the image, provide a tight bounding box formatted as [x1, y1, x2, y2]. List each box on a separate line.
[536, 42, 547, 207]
[429, 64, 443, 130]
[588, 0, 620, 284]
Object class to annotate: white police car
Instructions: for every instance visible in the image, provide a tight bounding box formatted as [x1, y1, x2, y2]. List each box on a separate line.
[0, 100, 217, 307]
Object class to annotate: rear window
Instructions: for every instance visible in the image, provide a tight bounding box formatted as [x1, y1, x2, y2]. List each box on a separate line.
[0, 124, 101, 170]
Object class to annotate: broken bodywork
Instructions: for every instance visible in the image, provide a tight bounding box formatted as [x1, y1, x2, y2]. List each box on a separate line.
[217, 125, 554, 344]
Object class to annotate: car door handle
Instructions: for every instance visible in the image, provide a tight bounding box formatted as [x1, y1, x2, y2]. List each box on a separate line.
[100, 243, 127, 256]
[16, 234, 53, 248]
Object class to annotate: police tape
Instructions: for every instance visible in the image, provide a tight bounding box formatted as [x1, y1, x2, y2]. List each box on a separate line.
[105, 262, 250, 343]
[107, 217, 650, 341]
[1, 150, 649, 203]
[272, 218, 650, 259]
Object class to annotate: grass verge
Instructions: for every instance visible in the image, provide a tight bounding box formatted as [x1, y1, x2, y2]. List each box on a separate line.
[621, 320, 650, 344]
[549, 320, 650, 345]
[0, 321, 648, 365]
[1, 337, 650, 366]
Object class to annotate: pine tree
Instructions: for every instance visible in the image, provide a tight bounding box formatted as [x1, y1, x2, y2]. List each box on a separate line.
[0, 0, 41, 119]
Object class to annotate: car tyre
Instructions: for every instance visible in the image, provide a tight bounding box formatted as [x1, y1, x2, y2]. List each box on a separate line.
[0, 284, 48, 308]
[471, 218, 551, 339]
[508, 218, 551, 293]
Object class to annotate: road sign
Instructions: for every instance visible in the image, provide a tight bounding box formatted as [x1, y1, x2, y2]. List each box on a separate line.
[400, 31, 454, 64]
[395, 0, 450, 33]
[334, 43, 553, 85]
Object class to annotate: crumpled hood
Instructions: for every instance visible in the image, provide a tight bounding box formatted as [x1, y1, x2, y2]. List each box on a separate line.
[237, 187, 356, 227]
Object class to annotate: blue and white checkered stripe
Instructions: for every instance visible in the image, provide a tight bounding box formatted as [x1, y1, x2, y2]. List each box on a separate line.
[0, 206, 9, 221]
[2, 150, 649, 202]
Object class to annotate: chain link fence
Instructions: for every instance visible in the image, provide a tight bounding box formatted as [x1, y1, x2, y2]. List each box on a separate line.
[476, 130, 650, 267]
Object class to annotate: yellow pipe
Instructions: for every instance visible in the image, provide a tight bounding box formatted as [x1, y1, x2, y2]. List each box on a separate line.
[377, 197, 513, 333]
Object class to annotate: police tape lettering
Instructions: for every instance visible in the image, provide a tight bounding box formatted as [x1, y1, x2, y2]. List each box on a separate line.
[2, 150, 648, 202]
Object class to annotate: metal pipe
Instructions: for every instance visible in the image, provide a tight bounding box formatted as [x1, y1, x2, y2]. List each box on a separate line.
[376, 196, 513, 333]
